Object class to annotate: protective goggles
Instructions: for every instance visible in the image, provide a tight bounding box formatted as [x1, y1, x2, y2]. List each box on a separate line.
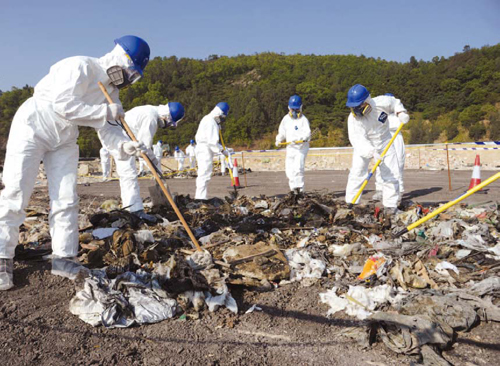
[289, 109, 301, 118]
[162, 115, 181, 128]
[350, 102, 372, 117]
[107, 65, 142, 89]
[215, 114, 227, 124]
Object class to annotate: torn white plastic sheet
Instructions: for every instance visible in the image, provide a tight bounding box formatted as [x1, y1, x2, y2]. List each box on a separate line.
[204, 284, 238, 314]
[328, 244, 354, 257]
[69, 270, 177, 328]
[245, 304, 263, 314]
[435, 261, 459, 275]
[92, 227, 118, 239]
[320, 284, 399, 320]
[187, 250, 212, 270]
[134, 230, 154, 244]
[285, 249, 326, 281]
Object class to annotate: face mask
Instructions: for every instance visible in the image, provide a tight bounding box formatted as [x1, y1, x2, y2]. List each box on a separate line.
[215, 115, 226, 124]
[106, 66, 141, 89]
[351, 102, 372, 117]
[289, 109, 301, 119]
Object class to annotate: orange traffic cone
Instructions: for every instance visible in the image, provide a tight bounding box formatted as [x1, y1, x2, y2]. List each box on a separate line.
[468, 154, 481, 190]
[231, 158, 240, 187]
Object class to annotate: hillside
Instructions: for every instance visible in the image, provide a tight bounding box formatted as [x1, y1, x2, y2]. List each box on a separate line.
[1, 44, 499, 158]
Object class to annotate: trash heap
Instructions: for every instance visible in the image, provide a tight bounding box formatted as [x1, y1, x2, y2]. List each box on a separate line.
[16, 194, 500, 364]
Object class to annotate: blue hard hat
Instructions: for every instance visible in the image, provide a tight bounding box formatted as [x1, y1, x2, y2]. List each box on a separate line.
[168, 102, 185, 123]
[288, 95, 302, 109]
[216, 102, 230, 116]
[346, 84, 370, 107]
[175, 146, 180, 151]
[385, 93, 394, 97]
[190, 139, 195, 144]
[159, 140, 163, 144]
[114, 35, 150, 76]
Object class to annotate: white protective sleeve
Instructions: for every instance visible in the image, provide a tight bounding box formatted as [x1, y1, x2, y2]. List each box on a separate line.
[195, 115, 223, 154]
[347, 114, 376, 159]
[49, 59, 110, 128]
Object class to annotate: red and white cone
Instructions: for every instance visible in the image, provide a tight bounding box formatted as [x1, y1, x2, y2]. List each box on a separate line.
[468, 154, 481, 190]
[231, 158, 240, 187]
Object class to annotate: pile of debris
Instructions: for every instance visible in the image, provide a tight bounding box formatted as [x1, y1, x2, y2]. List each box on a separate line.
[16, 193, 500, 364]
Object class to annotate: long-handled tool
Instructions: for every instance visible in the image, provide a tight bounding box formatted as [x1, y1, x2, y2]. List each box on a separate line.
[277, 127, 320, 146]
[218, 130, 238, 197]
[394, 171, 500, 238]
[98, 82, 202, 251]
[350, 123, 404, 205]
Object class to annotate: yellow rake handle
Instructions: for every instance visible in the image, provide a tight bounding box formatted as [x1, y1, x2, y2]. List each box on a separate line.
[395, 171, 500, 238]
[98, 82, 202, 251]
[350, 123, 404, 204]
[218, 130, 236, 185]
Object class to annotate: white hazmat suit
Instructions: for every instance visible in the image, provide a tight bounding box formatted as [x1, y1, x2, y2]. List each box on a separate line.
[174, 150, 186, 171]
[100, 146, 111, 181]
[275, 113, 311, 191]
[0, 45, 139, 289]
[195, 107, 226, 199]
[345, 95, 409, 208]
[185, 143, 196, 169]
[375, 113, 406, 199]
[153, 141, 163, 173]
[98, 105, 166, 212]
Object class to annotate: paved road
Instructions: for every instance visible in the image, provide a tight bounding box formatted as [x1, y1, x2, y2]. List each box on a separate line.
[76, 169, 500, 205]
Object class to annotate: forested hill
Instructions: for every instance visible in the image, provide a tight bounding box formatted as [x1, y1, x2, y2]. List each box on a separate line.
[1, 44, 500, 158]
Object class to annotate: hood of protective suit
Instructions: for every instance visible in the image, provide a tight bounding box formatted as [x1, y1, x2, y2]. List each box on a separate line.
[209, 106, 225, 118]
[97, 45, 134, 79]
[157, 104, 170, 119]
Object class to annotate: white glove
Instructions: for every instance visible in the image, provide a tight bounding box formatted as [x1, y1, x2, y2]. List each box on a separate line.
[221, 149, 229, 157]
[122, 141, 147, 157]
[398, 112, 410, 124]
[372, 151, 383, 161]
[275, 140, 282, 147]
[106, 103, 124, 121]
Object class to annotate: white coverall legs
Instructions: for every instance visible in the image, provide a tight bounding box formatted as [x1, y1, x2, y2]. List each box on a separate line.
[114, 156, 143, 212]
[189, 156, 196, 169]
[0, 105, 79, 259]
[375, 134, 405, 196]
[219, 154, 226, 175]
[195, 144, 214, 200]
[346, 146, 400, 208]
[101, 155, 111, 180]
[155, 154, 162, 174]
[286, 143, 309, 191]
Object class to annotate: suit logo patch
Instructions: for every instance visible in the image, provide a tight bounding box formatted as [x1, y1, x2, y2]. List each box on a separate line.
[295, 126, 298, 130]
[378, 112, 388, 123]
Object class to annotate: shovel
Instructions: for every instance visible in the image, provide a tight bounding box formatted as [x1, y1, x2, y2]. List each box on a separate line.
[350, 123, 404, 205]
[394, 171, 500, 238]
[98, 82, 202, 251]
[277, 127, 320, 146]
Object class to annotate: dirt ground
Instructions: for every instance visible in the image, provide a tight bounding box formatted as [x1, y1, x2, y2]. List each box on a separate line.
[1, 170, 500, 365]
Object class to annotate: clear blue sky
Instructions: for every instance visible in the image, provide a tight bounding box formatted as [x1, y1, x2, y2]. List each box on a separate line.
[1, 0, 499, 91]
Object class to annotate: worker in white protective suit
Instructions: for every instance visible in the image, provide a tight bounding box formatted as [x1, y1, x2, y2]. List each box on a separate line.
[153, 140, 164, 174]
[185, 140, 196, 169]
[344, 84, 410, 212]
[100, 146, 112, 181]
[275, 95, 311, 193]
[98, 102, 185, 215]
[374, 94, 406, 202]
[0, 35, 151, 291]
[195, 102, 230, 199]
[174, 146, 186, 171]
